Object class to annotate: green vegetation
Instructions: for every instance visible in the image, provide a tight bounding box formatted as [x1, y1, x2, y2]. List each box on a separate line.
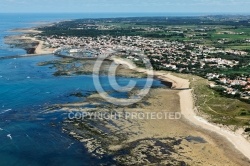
[38, 16, 250, 127]
[39, 16, 250, 51]
[173, 73, 250, 127]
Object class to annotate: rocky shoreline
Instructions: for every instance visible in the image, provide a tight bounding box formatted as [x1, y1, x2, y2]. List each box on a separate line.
[35, 55, 250, 165]
[4, 28, 54, 55]
[57, 87, 250, 165]
[4, 35, 39, 54]
[6, 26, 250, 165]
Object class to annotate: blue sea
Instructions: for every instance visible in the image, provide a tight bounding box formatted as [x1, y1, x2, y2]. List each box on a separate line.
[0, 13, 166, 165]
[0, 12, 205, 58]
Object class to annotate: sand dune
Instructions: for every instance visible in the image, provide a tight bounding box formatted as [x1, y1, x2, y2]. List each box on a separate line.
[180, 89, 250, 160]
[113, 57, 250, 161]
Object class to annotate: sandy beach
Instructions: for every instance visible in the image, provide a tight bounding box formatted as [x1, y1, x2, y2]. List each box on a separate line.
[6, 28, 55, 55]
[4, 34, 249, 163]
[37, 56, 250, 165]
[113, 57, 250, 162]
[112, 57, 189, 89]
[19, 32, 54, 55]
[34, 39, 54, 54]
[180, 89, 250, 160]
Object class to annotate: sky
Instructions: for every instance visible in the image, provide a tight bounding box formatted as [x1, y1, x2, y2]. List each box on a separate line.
[1, 0, 250, 13]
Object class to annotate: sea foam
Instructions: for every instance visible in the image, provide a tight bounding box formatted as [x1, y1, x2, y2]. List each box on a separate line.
[0, 109, 12, 114]
[7, 134, 12, 140]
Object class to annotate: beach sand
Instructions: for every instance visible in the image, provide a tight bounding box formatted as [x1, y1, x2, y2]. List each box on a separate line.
[61, 88, 250, 165]
[46, 57, 250, 165]
[180, 89, 250, 161]
[6, 28, 55, 55]
[111, 57, 250, 164]
[112, 57, 189, 89]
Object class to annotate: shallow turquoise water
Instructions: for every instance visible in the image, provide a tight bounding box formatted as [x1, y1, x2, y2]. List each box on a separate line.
[0, 55, 108, 165]
[0, 13, 166, 165]
[0, 55, 165, 165]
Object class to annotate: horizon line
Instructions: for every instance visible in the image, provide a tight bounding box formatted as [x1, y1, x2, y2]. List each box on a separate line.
[1, 12, 250, 15]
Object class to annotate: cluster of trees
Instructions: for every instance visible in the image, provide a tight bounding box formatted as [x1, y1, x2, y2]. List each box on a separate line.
[40, 28, 147, 37]
[39, 16, 250, 38]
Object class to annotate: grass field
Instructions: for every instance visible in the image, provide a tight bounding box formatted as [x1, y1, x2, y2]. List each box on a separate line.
[170, 72, 250, 127]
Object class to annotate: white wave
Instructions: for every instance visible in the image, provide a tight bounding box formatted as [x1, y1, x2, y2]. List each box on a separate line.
[7, 134, 12, 140]
[0, 128, 3, 131]
[0, 109, 12, 114]
[67, 143, 74, 149]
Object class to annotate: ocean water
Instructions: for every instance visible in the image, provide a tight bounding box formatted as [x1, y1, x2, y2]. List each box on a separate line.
[0, 13, 91, 57]
[0, 13, 166, 165]
[0, 12, 211, 57]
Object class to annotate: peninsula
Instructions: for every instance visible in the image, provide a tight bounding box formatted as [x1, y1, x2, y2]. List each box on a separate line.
[6, 16, 250, 165]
